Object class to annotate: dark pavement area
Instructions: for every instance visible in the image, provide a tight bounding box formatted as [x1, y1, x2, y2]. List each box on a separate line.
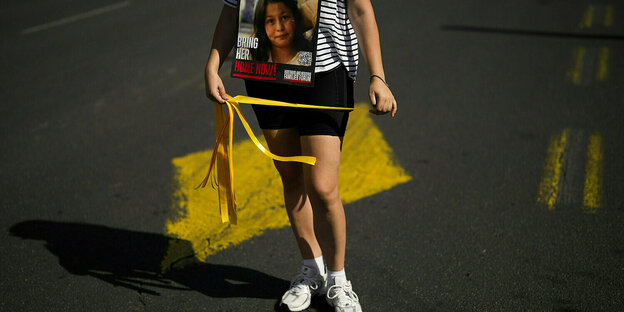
[2, 0, 623, 311]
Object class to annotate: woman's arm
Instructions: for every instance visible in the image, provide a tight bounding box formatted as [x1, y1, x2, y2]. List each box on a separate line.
[205, 4, 238, 103]
[347, 0, 397, 117]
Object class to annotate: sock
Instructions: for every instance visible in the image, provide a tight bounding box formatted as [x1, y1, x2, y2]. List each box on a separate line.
[303, 256, 326, 275]
[327, 269, 346, 286]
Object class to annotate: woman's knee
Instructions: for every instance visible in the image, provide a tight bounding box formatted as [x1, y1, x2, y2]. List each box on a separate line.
[274, 161, 304, 187]
[307, 178, 340, 206]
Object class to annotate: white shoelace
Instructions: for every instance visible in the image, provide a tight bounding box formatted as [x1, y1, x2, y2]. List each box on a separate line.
[287, 267, 320, 295]
[327, 281, 359, 307]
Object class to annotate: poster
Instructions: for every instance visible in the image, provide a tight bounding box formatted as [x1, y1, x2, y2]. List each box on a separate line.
[232, 0, 319, 86]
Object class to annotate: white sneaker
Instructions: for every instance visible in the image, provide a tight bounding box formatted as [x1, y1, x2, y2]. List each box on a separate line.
[326, 279, 362, 312]
[280, 266, 326, 311]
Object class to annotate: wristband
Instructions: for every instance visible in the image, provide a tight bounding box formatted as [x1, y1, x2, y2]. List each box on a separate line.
[370, 74, 389, 87]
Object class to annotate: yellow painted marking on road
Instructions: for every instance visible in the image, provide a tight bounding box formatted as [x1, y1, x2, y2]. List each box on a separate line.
[567, 47, 586, 85]
[583, 134, 603, 214]
[198, 64, 232, 89]
[581, 5, 595, 28]
[596, 47, 610, 82]
[160, 104, 411, 272]
[538, 129, 568, 210]
[21, 1, 130, 35]
[604, 5, 614, 27]
[170, 73, 204, 95]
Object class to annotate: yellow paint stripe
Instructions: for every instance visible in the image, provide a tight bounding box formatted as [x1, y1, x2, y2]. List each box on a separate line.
[567, 47, 586, 85]
[583, 134, 603, 213]
[161, 103, 412, 272]
[596, 47, 610, 82]
[197, 64, 233, 89]
[21, 1, 130, 35]
[581, 5, 595, 28]
[538, 129, 568, 210]
[169, 73, 204, 95]
[604, 5, 614, 27]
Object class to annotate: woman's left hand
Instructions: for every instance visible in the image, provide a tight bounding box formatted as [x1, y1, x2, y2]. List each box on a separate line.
[369, 78, 397, 117]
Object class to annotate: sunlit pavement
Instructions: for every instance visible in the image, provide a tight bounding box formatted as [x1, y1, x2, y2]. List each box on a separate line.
[1, 1, 623, 311]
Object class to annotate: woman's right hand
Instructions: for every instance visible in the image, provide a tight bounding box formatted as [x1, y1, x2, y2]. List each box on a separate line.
[205, 69, 229, 104]
[205, 4, 237, 104]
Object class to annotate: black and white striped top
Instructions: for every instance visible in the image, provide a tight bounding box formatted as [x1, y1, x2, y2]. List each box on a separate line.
[223, 0, 359, 79]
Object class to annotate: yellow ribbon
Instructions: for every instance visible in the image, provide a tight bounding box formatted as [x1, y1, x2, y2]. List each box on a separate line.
[197, 95, 355, 224]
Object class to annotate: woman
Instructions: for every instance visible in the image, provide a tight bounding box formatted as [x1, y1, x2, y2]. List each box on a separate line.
[252, 0, 311, 65]
[205, 0, 397, 311]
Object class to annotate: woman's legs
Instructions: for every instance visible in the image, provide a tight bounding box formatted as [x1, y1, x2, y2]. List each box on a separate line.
[262, 128, 322, 260]
[300, 135, 345, 272]
[263, 130, 345, 270]
[268, 130, 357, 310]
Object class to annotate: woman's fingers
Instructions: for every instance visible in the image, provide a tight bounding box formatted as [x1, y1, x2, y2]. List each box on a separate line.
[218, 85, 229, 102]
[206, 72, 228, 104]
[369, 82, 397, 116]
[212, 85, 228, 103]
[390, 98, 397, 117]
[209, 87, 224, 103]
[369, 89, 377, 107]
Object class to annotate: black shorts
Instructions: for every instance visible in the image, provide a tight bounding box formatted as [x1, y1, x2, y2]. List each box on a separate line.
[244, 66, 354, 136]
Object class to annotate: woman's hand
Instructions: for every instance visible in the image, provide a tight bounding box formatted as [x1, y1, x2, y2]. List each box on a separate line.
[348, 0, 397, 117]
[204, 4, 237, 104]
[205, 69, 229, 104]
[369, 78, 397, 117]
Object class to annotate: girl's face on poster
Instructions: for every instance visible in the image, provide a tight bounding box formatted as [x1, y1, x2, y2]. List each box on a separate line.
[264, 2, 295, 49]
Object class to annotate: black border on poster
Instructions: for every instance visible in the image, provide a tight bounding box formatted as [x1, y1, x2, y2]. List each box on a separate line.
[231, 0, 321, 87]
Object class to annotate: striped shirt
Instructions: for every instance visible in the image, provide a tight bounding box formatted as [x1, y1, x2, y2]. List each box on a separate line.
[223, 0, 359, 79]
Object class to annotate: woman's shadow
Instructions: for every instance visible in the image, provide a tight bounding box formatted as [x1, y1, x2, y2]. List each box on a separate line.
[9, 220, 290, 299]
[10, 220, 333, 311]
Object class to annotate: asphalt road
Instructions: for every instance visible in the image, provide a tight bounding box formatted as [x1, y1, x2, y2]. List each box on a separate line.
[2, 0, 623, 311]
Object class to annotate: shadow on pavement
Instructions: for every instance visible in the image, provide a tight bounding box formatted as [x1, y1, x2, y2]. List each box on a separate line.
[9, 220, 289, 299]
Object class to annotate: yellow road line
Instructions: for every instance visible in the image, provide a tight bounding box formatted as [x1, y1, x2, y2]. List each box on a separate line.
[221, 66, 232, 79]
[21, 1, 130, 34]
[596, 47, 610, 82]
[538, 129, 568, 210]
[583, 134, 603, 213]
[169, 73, 204, 95]
[161, 103, 411, 272]
[197, 64, 232, 89]
[604, 5, 614, 27]
[567, 47, 586, 85]
[581, 5, 595, 28]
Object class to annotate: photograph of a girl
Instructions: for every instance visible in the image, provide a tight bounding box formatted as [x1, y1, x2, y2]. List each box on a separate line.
[252, 0, 312, 65]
